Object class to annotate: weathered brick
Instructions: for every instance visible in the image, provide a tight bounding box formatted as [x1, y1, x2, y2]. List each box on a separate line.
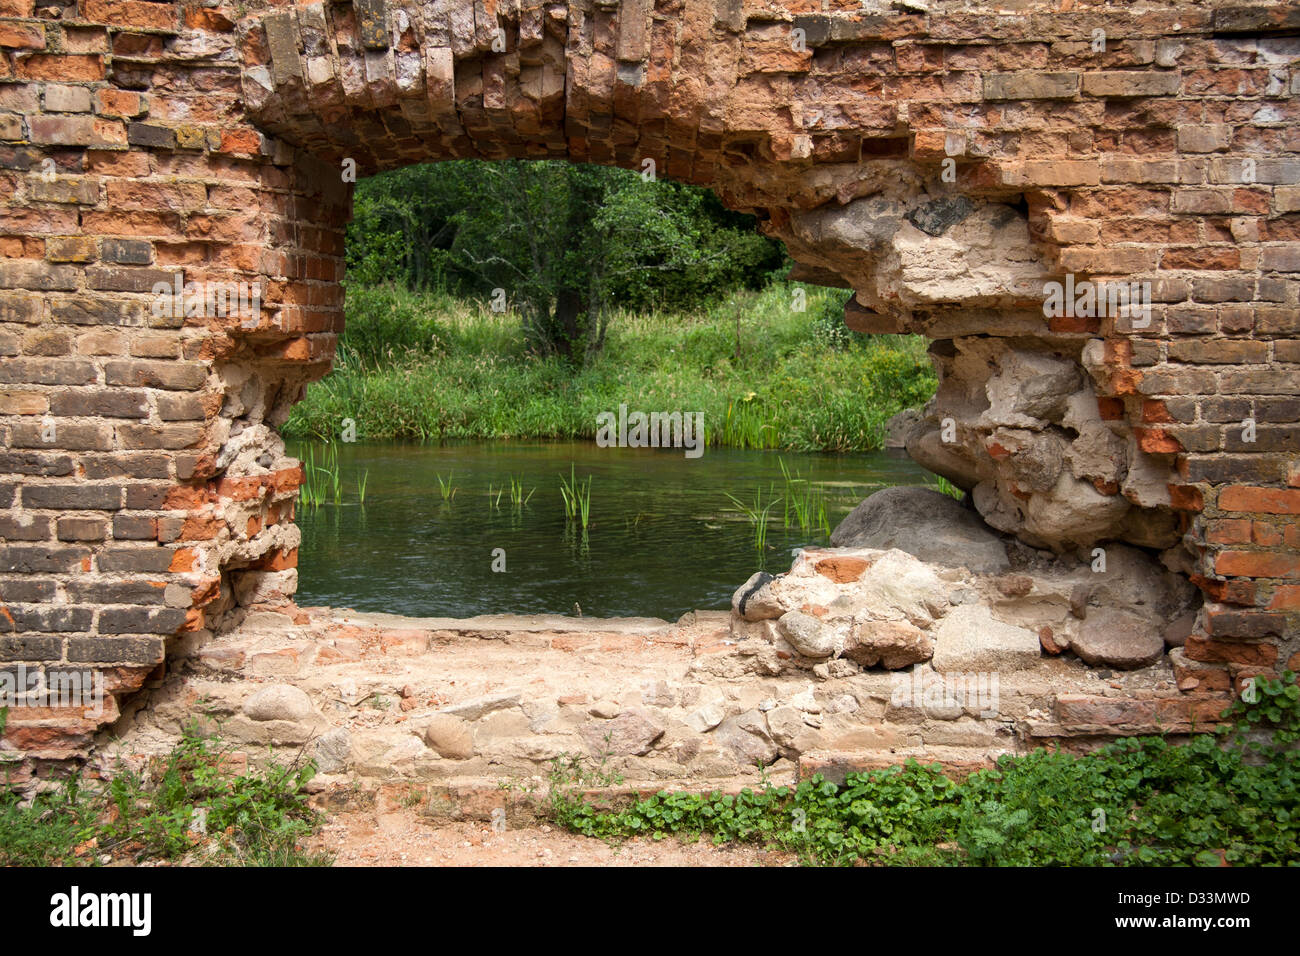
[49, 389, 148, 418]
[66, 636, 164, 664]
[0, 636, 64, 662]
[1215, 550, 1300, 579]
[0, 579, 57, 603]
[50, 295, 147, 326]
[0, 605, 93, 633]
[1081, 71, 1181, 98]
[1220, 486, 1300, 515]
[0, 545, 89, 573]
[984, 72, 1078, 100]
[156, 392, 205, 421]
[105, 360, 207, 390]
[95, 547, 175, 573]
[110, 514, 157, 540]
[10, 422, 115, 450]
[100, 238, 152, 265]
[0, 514, 52, 540]
[82, 454, 170, 480]
[117, 423, 204, 449]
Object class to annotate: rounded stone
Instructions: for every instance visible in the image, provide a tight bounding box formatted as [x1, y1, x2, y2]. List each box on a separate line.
[242, 684, 314, 722]
[1069, 607, 1164, 670]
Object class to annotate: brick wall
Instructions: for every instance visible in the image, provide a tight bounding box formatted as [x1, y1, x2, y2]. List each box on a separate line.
[0, 0, 1297, 777]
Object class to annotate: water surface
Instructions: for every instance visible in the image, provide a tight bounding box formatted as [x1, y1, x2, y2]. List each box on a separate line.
[290, 440, 933, 620]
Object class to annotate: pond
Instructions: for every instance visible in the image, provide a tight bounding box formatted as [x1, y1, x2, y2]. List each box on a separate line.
[289, 440, 935, 620]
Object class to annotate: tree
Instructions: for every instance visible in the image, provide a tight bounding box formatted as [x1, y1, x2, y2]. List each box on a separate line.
[346, 159, 783, 365]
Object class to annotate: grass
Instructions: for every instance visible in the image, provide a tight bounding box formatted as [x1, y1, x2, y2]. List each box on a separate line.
[0, 720, 330, 867]
[435, 470, 458, 502]
[927, 475, 965, 502]
[508, 475, 535, 509]
[283, 281, 938, 452]
[778, 457, 832, 537]
[559, 463, 592, 530]
[299, 443, 341, 510]
[723, 487, 782, 552]
[544, 672, 1300, 867]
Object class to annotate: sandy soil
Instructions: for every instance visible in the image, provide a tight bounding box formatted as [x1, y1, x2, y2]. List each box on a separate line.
[307, 805, 793, 867]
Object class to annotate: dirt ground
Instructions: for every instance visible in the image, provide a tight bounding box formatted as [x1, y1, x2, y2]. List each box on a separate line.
[307, 805, 793, 867]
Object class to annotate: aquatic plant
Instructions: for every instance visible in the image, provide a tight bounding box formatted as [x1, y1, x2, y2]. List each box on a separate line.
[559, 464, 592, 530]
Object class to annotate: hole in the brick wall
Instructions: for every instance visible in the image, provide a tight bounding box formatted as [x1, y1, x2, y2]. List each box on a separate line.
[193, 155, 1205, 698]
[256, 157, 945, 623]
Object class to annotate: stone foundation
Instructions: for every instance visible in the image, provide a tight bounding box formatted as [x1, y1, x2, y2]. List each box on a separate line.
[94, 599, 1227, 796]
[1, 0, 1299, 773]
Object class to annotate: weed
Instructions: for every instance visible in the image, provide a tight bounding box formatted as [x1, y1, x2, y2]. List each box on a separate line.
[723, 487, 781, 552]
[0, 724, 330, 867]
[435, 471, 458, 502]
[559, 464, 592, 530]
[544, 675, 1300, 866]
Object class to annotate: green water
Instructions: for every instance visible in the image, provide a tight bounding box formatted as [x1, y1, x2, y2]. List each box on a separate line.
[290, 440, 934, 620]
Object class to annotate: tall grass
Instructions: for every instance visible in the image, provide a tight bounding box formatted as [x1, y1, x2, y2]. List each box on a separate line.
[779, 457, 832, 537]
[508, 475, 535, 509]
[300, 443, 341, 510]
[723, 487, 782, 552]
[435, 471, 458, 502]
[559, 464, 592, 530]
[283, 282, 937, 452]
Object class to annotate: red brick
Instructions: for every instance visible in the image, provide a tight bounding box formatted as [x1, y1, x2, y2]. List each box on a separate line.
[1207, 518, 1251, 545]
[1215, 550, 1300, 579]
[1185, 635, 1278, 666]
[1219, 485, 1300, 514]
[0, 22, 45, 49]
[1267, 585, 1300, 610]
[83, 0, 178, 30]
[16, 54, 103, 81]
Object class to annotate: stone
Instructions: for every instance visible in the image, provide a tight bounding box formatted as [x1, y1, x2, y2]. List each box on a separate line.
[684, 687, 726, 732]
[1038, 625, 1068, 655]
[242, 684, 313, 722]
[883, 408, 922, 449]
[731, 571, 783, 621]
[830, 486, 1010, 574]
[579, 709, 664, 757]
[0, 0, 1281, 771]
[1069, 608, 1165, 670]
[843, 619, 933, 669]
[312, 727, 351, 773]
[442, 690, 522, 721]
[423, 714, 475, 759]
[931, 605, 1041, 673]
[1164, 611, 1196, 648]
[776, 610, 838, 659]
[712, 711, 778, 767]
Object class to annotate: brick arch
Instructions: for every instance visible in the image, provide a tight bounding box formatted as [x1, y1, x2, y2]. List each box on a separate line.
[0, 0, 1297, 775]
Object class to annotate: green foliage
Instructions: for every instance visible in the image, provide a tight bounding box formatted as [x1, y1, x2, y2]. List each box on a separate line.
[558, 463, 592, 530]
[808, 289, 868, 350]
[546, 677, 1300, 866]
[0, 724, 329, 867]
[284, 282, 938, 453]
[347, 160, 783, 364]
[927, 476, 965, 501]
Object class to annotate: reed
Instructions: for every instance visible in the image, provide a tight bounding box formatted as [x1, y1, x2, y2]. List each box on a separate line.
[435, 470, 458, 502]
[299, 443, 341, 510]
[508, 475, 535, 509]
[778, 458, 832, 537]
[559, 464, 592, 530]
[723, 488, 781, 551]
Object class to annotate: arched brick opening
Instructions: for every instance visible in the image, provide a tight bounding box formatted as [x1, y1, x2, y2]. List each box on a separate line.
[0, 0, 1297, 779]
